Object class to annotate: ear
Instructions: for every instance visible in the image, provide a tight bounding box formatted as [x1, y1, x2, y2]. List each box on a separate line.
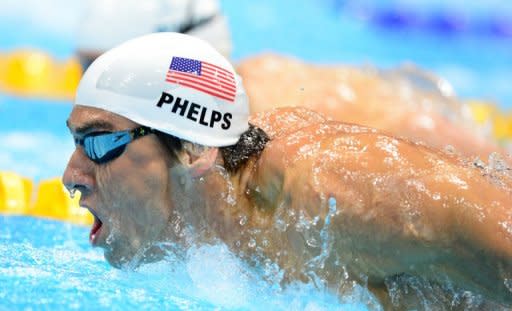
[187, 148, 219, 178]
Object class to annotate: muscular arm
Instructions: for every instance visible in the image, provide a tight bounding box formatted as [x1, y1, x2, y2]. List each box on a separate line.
[320, 135, 512, 303]
[251, 108, 512, 304]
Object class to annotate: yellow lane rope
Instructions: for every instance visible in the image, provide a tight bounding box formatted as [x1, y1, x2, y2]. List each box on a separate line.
[0, 171, 92, 225]
[0, 49, 82, 100]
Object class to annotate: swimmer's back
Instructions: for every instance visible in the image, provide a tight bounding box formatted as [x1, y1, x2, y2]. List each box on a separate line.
[247, 107, 512, 304]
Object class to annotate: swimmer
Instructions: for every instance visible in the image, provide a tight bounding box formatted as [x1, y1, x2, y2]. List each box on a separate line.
[63, 33, 512, 308]
[237, 54, 508, 161]
[76, 0, 231, 69]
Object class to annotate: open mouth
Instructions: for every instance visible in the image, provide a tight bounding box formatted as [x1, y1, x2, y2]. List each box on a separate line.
[86, 208, 103, 245]
[90, 215, 103, 245]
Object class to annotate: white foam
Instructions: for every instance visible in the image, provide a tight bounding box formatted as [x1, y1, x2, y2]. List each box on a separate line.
[186, 243, 251, 309]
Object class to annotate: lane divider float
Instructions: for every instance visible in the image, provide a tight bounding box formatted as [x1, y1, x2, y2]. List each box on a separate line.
[466, 99, 512, 143]
[0, 171, 92, 225]
[0, 49, 82, 100]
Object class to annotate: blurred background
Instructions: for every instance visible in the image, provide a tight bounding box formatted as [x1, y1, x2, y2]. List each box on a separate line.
[1, 0, 511, 180]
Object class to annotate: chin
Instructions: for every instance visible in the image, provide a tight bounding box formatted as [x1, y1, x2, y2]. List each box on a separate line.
[103, 246, 139, 269]
[104, 249, 123, 269]
[103, 241, 170, 269]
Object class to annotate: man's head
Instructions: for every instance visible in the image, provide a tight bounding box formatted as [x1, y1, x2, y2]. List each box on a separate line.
[63, 32, 250, 267]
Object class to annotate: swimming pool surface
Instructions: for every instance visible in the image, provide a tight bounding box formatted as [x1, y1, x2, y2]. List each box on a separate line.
[1, 215, 374, 310]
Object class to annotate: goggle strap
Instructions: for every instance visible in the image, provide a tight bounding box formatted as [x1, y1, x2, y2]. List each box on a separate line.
[131, 126, 155, 140]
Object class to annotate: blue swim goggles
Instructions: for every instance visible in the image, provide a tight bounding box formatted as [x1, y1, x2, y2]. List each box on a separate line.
[74, 126, 155, 164]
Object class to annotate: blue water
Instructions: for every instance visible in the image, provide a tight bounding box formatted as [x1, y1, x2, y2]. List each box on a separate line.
[0, 216, 372, 310]
[0, 95, 73, 181]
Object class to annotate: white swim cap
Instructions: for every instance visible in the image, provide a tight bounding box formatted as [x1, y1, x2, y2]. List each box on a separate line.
[75, 32, 249, 147]
[76, 0, 231, 58]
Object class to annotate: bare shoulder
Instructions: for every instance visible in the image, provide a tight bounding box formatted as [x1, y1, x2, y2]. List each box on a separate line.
[248, 107, 512, 208]
[249, 106, 328, 139]
[249, 106, 454, 167]
[246, 108, 512, 304]
[248, 107, 434, 203]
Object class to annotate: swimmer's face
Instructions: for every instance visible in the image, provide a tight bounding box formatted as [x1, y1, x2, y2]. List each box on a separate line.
[63, 105, 175, 268]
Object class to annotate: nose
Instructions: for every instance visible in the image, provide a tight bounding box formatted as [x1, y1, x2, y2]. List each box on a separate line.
[62, 148, 95, 196]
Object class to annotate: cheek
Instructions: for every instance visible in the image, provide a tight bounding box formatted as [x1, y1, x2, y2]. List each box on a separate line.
[100, 155, 173, 226]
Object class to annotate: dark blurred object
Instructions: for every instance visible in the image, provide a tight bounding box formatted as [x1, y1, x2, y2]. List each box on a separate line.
[330, 0, 512, 39]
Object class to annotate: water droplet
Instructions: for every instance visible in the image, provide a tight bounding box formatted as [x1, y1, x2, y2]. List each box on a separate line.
[443, 145, 456, 155]
[383, 157, 394, 166]
[473, 157, 486, 169]
[295, 211, 310, 232]
[69, 188, 76, 199]
[504, 279, 512, 292]
[488, 152, 508, 172]
[328, 197, 337, 214]
[306, 237, 319, 248]
[239, 215, 248, 226]
[261, 239, 270, 248]
[248, 238, 256, 248]
[275, 218, 288, 232]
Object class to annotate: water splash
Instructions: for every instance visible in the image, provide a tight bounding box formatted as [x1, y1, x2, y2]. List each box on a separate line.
[488, 152, 510, 173]
[472, 153, 512, 194]
[304, 197, 337, 287]
[0, 216, 373, 310]
[385, 274, 488, 310]
[473, 153, 511, 175]
[216, 164, 237, 206]
[505, 279, 512, 293]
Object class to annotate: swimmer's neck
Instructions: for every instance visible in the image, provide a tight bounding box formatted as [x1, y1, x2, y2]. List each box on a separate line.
[187, 155, 281, 242]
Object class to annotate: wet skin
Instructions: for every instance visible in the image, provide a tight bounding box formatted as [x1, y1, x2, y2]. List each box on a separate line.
[237, 54, 507, 162]
[63, 106, 179, 267]
[63, 105, 512, 306]
[249, 107, 512, 307]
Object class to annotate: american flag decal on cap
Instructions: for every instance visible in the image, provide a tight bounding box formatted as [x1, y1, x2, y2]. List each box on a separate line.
[165, 57, 236, 103]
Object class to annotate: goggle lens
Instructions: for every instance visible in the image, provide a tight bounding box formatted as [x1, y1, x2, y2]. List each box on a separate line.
[75, 126, 153, 164]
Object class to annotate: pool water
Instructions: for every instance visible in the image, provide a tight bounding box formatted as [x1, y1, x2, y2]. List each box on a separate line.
[0, 216, 372, 310]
